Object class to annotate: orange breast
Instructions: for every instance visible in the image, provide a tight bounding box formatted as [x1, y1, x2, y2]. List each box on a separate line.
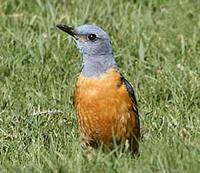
[73, 68, 140, 149]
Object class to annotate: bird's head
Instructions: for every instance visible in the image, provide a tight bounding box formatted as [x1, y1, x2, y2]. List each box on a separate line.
[56, 24, 113, 56]
[56, 24, 116, 77]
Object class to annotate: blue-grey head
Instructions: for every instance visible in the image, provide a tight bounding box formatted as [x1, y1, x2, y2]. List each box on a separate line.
[56, 24, 117, 77]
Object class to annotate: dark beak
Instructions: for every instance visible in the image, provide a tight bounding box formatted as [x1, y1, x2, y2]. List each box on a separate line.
[56, 24, 77, 38]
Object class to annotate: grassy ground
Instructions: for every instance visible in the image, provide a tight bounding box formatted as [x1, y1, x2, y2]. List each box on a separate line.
[0, 0, 200, 172]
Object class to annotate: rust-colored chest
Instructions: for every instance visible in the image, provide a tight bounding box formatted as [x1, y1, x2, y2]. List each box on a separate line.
[73, 69, 139, 148]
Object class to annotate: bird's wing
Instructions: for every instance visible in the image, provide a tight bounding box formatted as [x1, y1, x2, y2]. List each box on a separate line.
[120, 75, 139, 117]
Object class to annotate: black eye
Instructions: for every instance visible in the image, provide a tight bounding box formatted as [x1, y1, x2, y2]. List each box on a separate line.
[88, 34, 96, 41]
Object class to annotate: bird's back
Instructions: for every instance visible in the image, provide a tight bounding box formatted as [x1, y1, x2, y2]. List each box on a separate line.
[73, 68, 140, 152]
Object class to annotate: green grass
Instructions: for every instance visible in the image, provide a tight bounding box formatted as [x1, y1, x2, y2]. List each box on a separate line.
[0, 0, 200, 172]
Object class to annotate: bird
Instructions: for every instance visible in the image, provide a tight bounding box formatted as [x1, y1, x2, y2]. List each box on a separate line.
[56, 24, 140, 153]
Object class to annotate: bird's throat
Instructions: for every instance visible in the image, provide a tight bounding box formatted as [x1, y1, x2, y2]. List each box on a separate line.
[81, 54, 117, 78]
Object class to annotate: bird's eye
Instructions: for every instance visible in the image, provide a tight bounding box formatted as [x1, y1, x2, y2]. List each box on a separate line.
[88, 34, 96, 41]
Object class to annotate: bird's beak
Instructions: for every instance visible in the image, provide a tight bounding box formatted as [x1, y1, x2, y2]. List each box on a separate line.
[56, 24, 78, 39]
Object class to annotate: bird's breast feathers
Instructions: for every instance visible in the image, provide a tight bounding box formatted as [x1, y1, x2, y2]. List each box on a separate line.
[73, 68, 139, 146]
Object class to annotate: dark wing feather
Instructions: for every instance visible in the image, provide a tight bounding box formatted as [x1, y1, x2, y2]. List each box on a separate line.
[120, 75, 139, 117]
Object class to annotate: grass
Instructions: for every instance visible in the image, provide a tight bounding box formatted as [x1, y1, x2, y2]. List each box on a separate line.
[0, 0, 200, 172]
